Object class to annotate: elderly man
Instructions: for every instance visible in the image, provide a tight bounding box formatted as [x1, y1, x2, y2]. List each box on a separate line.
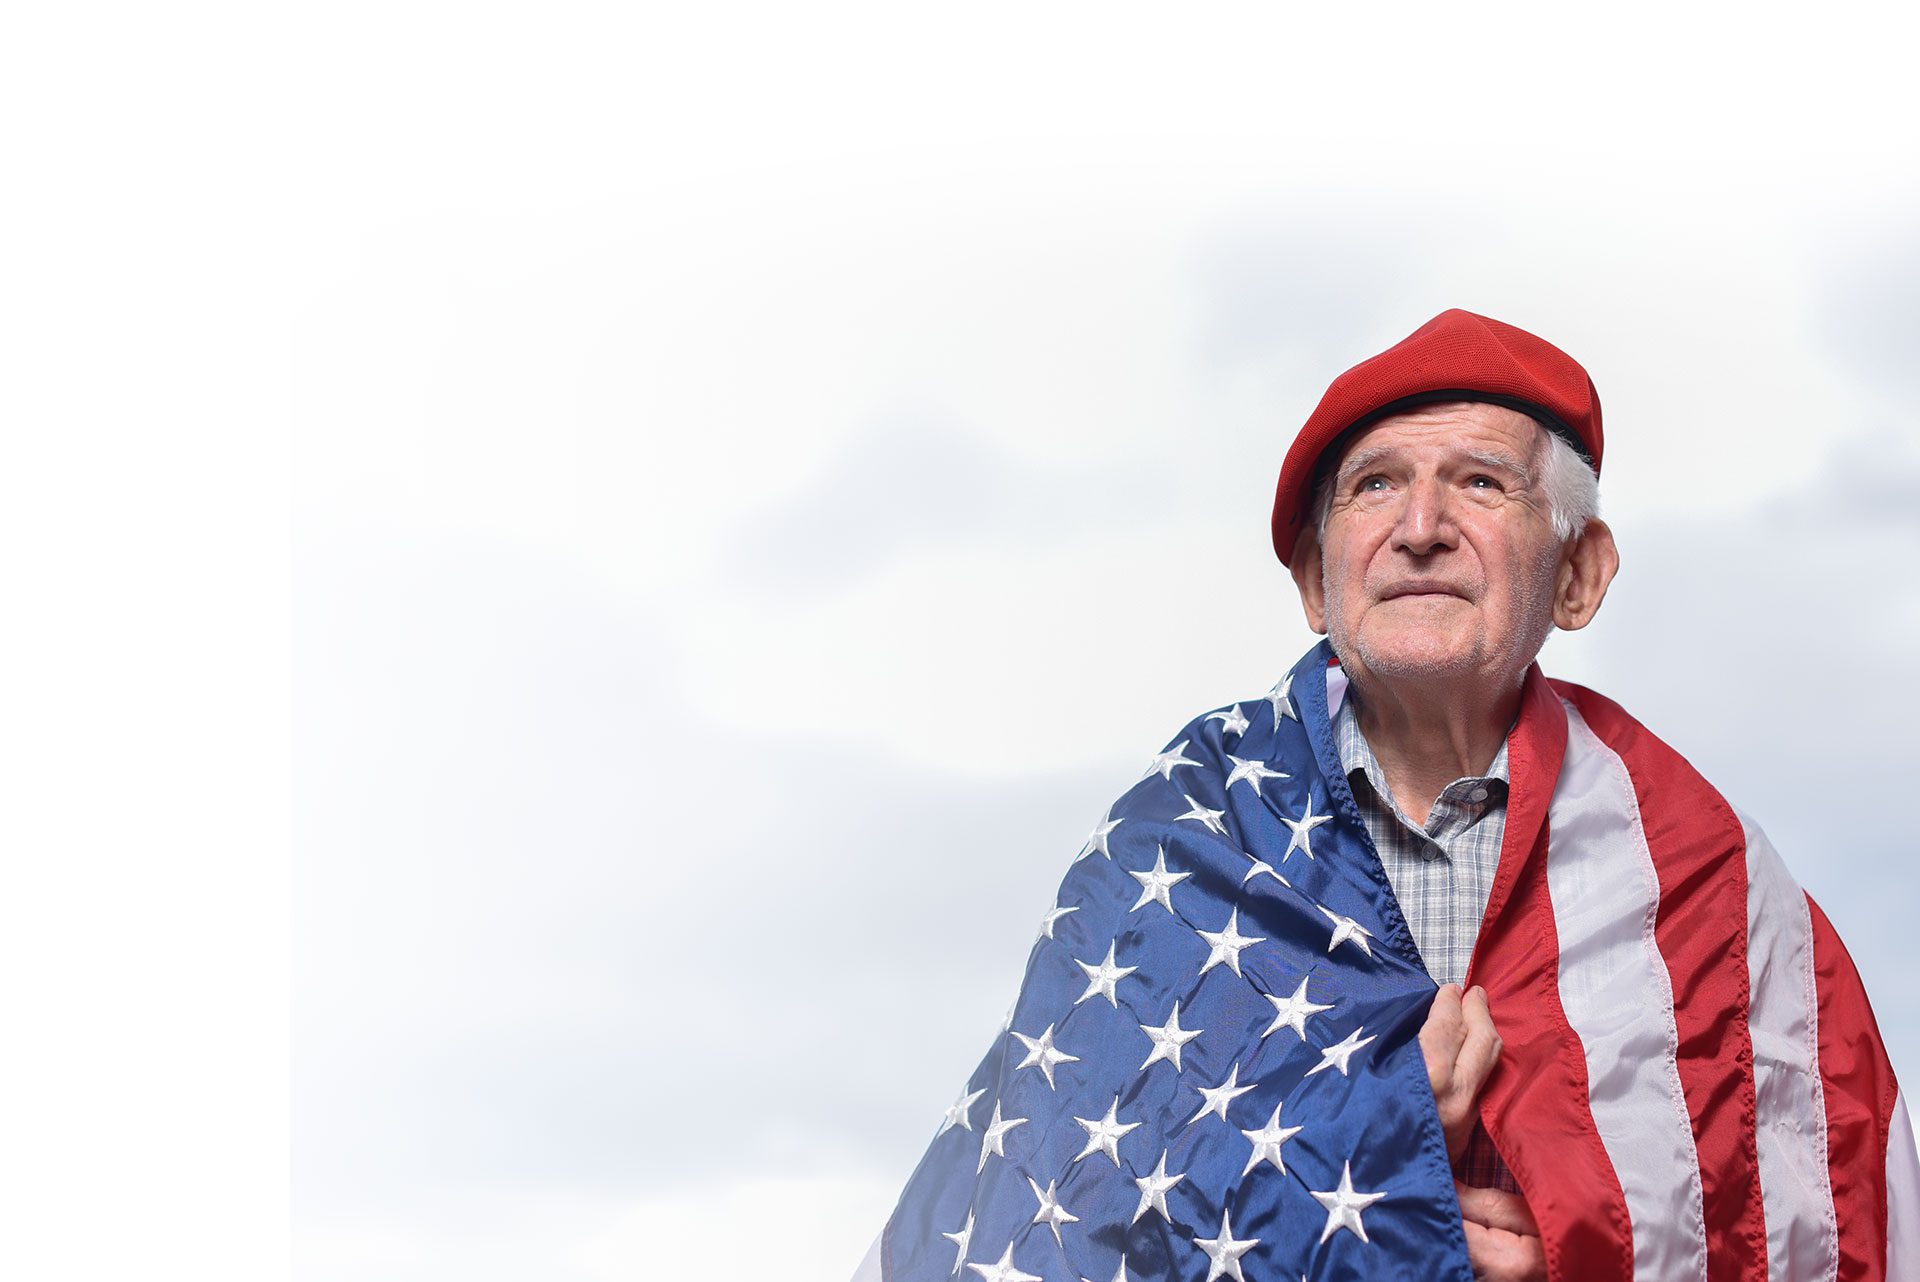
[859, 311, 1918, 1282]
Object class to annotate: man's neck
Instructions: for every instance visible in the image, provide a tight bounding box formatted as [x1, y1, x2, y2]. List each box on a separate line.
[1345, 670, 1521, 827]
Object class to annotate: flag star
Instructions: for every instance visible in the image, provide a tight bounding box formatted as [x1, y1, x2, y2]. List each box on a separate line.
[1081, 1259, 1130, 1282]
[967, 1242, 1043, 1282]
[1186, 1061, 1256, 1126]
[1073, 941, 1138, 1008]
[1207, 704, 1251, 738]
[1224, 754, 1290, 796]
[1010, 1022, 1080, 1089]
[1267, 672, 1298, 727]
[1144, 739, 1202, 780]
[978, 1100, 1028, 1172]
[1072, 1095, 1141, 1166]
[1262, 976, 1335, 1041]
[1192, 1208, 1261, 1282]
[1139, 1000, 1204, 1073]
[941, 1210, 974, 1274]
[937, 1085, 986, 1135]
[1311, 1160, 1388, 1244]
[1175, 793, 1229, 836]
[1075, 809, 1123, 862]
[1038, 901, 1079, 939]
[1241, 855, 1289, 888]
[1317, 904, 1375, 957]
[1026, 1176, 1080, 1246]
[1196, 908, 1265, 976]
[1128, 845, 1191, 914]
[1306, 1026, 1378, 1077]
[1281, 794, 1332, 861]
[1131, 1149, 1186, 1224]
[1239, 1100, 1304, 1176]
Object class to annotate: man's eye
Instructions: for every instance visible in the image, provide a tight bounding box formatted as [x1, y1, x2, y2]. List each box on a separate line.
[1357, 477, 1389, 493]
[1467, 475, 1500, 489]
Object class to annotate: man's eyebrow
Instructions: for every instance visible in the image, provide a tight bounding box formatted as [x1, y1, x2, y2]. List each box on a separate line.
[1333, 445, 1394, 482]
[1461, 448, 1532, 483]
[1335, 444, 1534, 485]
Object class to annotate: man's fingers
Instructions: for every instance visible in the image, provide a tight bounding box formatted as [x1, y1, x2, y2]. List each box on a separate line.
[1454, 985, 1503, 1097]
[1454, 1181, 1540, 1237]
[1461, 1218, 1548, 1282]
[1419, 983, 1467, 1094]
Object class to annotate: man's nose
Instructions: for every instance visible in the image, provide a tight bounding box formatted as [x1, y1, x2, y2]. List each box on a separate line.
[1392, 477, 1459, 556]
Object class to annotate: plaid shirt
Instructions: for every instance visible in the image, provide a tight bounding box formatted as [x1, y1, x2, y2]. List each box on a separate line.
[1332, 688, 1521, 1193]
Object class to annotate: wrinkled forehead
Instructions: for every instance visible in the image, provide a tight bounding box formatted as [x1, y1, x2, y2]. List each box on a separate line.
[1316, 400, 1545, 482]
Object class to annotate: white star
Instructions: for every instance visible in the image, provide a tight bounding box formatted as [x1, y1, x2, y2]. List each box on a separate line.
[937, 1085, 985, 1135]
[1311, 1160, 1388, 1244]
[1128, 844, 1191, 914]
[1073, 941, 1138, 1007]
[1239, 1100, 1304, 1176]
[1139, 1000, 1204, 1073]
[1262, 976, 1334, 1041]
[1196, 908, 1265, 976]
[1075, 809, 1123, 862]
[1144, 739, 1202, 780]
[1072, 1095, 1141, 1166]
[1038, 901, 1079, 939]
[1306, 1026, 1378, 1077]
[967, 1242, 1043, 1282]
[1281, 794, 1332, 861]
[1080, 1260, 1131, 1282]
[940, 1210, 974, 1274]
[977, 1100, 1027, 1172]
[1191, 1208, 1261, 1282]
[1267, 672, 1298, 727]
[1224, 754, 1289, 796]
[1186, 1061, 1256, 1125]
[1241, 854, 1289, 887]
[1174, 793, 1229, 836]
[1317, 904, 1375, 957]
[1009, 1022, 1080, 1089]
[1026, 1175, 1080, 1246]
[1131, 1149, 1186, 1224]
[1207, 704, 1251, 738]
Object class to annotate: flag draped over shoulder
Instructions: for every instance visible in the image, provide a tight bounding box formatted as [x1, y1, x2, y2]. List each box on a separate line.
[861, 640, 1919, 1282]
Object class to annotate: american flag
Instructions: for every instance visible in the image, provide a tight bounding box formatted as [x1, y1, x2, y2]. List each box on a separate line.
[857, 642, 1919, 1282]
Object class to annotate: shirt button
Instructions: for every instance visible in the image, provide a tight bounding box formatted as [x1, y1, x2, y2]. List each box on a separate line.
[1468, 787, 1489, 803]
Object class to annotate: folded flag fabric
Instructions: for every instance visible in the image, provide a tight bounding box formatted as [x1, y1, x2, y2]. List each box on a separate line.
[859, 640, 1918, 1281]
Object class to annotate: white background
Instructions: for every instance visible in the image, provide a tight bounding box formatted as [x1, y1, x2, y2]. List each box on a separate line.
[6, 3, 1919, 1278]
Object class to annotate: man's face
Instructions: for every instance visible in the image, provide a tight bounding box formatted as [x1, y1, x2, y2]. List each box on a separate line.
[1295, 401, 1567, 692]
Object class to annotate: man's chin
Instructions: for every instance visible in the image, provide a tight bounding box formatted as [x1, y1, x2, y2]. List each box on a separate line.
[1344, 629, 1480, 683]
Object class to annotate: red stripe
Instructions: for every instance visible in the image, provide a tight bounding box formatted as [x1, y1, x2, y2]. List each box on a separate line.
[1808, 895, 1898, 1281]
[1556, 684, 1767, 1281]
[1468, 666, 1634, 1282]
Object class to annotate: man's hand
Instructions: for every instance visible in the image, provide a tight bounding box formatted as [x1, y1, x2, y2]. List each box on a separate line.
[1421, 985, 1545, 1281]
[1418, 983, 1502, 1165]
[1455, 1182, 1546, 1282]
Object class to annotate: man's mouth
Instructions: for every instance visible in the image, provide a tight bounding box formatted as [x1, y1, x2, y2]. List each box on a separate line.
[1379, 580, 1469, 601]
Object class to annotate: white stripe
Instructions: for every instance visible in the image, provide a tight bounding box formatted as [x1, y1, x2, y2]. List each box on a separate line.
[1739, 811, 1839, 1281]
[849, 1228, 884, 1282]
[1546, 697, 1707, 1281]
[1325, 664, 1348, 718]
[1888, 1090, 1920, 1281]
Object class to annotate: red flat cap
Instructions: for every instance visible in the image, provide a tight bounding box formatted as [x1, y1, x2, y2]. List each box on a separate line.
[1269, 308, 1604, 565]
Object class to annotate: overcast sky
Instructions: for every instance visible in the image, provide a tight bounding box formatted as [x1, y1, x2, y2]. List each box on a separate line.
[272, 6, 1920, 1280]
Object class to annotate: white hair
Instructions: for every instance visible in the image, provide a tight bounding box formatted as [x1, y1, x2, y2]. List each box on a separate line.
[1306, 417, 1599, 545]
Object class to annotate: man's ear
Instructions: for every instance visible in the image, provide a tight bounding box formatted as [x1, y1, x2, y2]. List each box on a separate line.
[1554, 518, 1620, 631]
[1289, 529, 1329, 634]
